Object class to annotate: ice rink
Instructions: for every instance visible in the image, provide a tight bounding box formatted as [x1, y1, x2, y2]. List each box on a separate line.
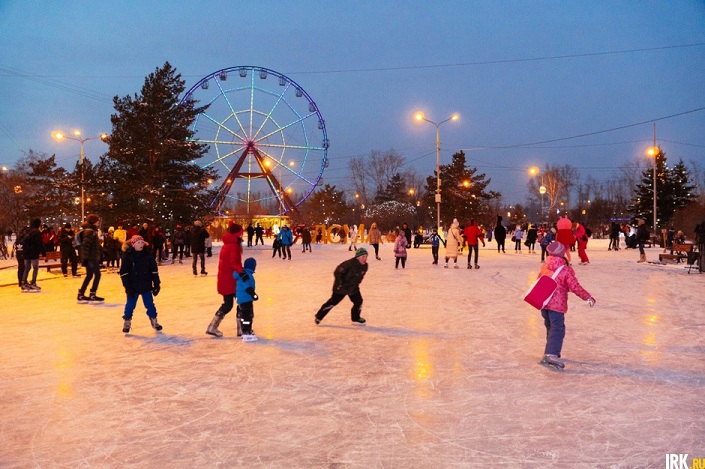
[1, 238, 703, 468]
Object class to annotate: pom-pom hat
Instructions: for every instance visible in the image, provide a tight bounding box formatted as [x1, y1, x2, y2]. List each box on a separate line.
[546, 241, 565, 257]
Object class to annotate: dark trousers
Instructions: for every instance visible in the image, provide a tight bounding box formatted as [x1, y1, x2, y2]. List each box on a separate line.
[172, 244, 184, 260]
[496, 239, 505, 252]
[541, 309, 566, 357]
[217, 294, 235, 316]
[16, 252, 25, 287]
[541, 245, 548, 261]
[372, 243, 379, 258]
[431, 245, 439, 263]
[467, 244, 478, 265]
[22, 259, 39, 285]
[255, 234, 264, 245]
[123, 291, 157, 319]
[61, 248, 78, 275]
[238, 301, 254, 333]
[282, 244, 291, 259]
[80, 260, 101, 294]
[395, 257, 406, 268]
[192, 252, 206, 272]
[316, 290, 363, 321]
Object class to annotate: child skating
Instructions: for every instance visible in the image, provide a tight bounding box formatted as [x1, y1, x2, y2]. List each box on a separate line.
[538, 241, 595, 370]
[235, 257, 259, 342]
[119, 235, 163, 333]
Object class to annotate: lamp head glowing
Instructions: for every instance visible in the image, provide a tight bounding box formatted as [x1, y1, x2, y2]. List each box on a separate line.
[414, 112, 425, 121]
[646, 147, 658, 157]
[450, 114, 459, 121]
[52, 131, 64, 140]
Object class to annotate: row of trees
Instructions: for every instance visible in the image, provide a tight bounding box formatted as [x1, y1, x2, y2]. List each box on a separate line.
[1, 61, 703, 237]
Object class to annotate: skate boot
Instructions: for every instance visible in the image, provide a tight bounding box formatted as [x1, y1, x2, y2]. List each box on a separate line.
[30, 283, 41, 291]
[475, 264, 480, 269]
[351, 317, 366, 325]
[540, 354, 565, 370]
[206, 313, 224, 337]
[77, 290, 89, 302]
[149, 316, 163, 332]
[21, 283, 33, 293]
[454, 264, 459, 269]
[242, 330, 258, 342]
[193, 269, 198, 276]
[200, 270, 208, 276]
[88, 292, 104, 302]
[315, 316, 321, 325]
[122, 319, 131, 333]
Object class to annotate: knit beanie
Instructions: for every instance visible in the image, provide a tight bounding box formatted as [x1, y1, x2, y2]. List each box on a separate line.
[244, 257, 257, 272]
[355, 247, 368, 258]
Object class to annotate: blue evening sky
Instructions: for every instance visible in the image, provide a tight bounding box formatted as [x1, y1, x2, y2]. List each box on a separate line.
[1, 0, 704, 204]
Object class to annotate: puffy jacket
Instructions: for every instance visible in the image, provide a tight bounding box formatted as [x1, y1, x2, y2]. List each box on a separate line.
[23, 228, 45, 260]
[393, 234, 408, 258]
[217, 232, 244, 296]
[539, 255, 591, 313]
[462, 224, 483, 246]
[80, 223, 102, 262]
[368, 226, 382, 244]
[120, 246, 160, 294]
[278, 227, 293, 246]
[191, 226, 209, 253]
[235, 265, 256, 304]
[332, 257, 368, 296]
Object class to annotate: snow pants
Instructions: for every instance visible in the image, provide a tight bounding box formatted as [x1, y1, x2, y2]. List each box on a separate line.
[315, 290, 363, 322]
[123, 291, 157, 320]
[541, 309, 566, 357]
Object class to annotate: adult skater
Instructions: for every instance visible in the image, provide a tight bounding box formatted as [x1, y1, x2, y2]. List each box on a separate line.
[636, 218, 650, 263]
[367, 222, 382, 260]
[278, 224, 293, 260]
[20, 218, 45, 292]
[494, 215, 507, 253]
[206, 222, 246, 338]
[191, 220, 210, 276]
[315, 247, 369, 325]
[119, 235, 162, 333]
[462, 218, 484, 269]
[574, 222, 590, 265]
[77, 214, 104, 302]
[444, 218, 462, 268]
[538, 241, 595, 370]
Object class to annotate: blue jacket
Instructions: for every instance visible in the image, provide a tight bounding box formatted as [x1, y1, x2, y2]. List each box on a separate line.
[540, 230, 555, 247]
[234, 266, 256, 304]
[278, 227, 293, 246]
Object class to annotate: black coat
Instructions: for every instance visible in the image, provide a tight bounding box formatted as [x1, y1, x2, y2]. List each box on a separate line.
[190, 226, 209, 253]
[23, 228, 45, 260]
[120, 247, 160, 294]
[332, 257, 368, 296]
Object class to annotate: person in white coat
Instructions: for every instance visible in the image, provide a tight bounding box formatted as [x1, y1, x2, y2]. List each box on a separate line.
[444, 219, 462, 268]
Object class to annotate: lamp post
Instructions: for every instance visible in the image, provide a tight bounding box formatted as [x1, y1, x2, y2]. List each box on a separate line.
[414, 111, 459, 231]
[52, 130, 107, 221]
[529, 166, 547, 223]
[646, 124, 659, 236]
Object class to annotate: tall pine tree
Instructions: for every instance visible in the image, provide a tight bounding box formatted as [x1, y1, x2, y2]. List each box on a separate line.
[97, 62, 217, 226]
[630, 148, 695, 227]
[424, 150, 500, 227]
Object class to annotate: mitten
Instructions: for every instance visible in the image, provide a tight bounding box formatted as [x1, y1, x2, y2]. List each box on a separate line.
[152, 284, 161, 296]
[238, 272, 250, 282]
[587, 297, 596, 307]
[246, 287, 259, 301]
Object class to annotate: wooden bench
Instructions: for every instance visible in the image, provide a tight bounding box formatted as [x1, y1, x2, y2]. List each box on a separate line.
[659, 244, 693, 264]
[39, 251, 63, 271]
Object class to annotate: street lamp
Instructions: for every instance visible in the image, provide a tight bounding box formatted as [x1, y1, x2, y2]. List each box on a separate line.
[646, 146, 659, 235]
[414, 111, 459, 231]
[52, 130, 107, 220]
[529, 166, 546, 222]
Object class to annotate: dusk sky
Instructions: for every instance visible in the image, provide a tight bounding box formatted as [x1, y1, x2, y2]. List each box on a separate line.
[1, 1, 704, 204]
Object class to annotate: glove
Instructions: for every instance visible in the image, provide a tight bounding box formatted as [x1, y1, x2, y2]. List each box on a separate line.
[152, 285, 161, 296]
[587, 297, 595, 307]
[246, 287, 258, 301]
[238, 272, 250, 282]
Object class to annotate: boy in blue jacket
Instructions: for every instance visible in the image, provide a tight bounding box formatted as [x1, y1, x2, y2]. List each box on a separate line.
[119, 235, 162, 333]
[235, 257, 259, 342]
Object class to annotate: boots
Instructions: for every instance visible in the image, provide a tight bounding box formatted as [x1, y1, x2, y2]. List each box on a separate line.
[122, 319, 131, 333]
[149, 316, 163, 331]
[206, 312, 224, 337]
[637, 253, 646, 263]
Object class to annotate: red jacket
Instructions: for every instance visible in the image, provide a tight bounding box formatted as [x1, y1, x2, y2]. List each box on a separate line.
[217, 232, 245, 296]
[462, 224, 484, 246]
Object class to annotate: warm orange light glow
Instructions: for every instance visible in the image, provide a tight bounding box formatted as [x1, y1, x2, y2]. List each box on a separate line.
[450, 114, 460, 121]
[462, 180, 470, 188]
[73, 130, 81, 137]
[414, 112, 424, 121]
[539, 185, 547, 195]
[408, 188, 415, 195]
[528, 166, 539, 176]
[646, 147, 658, 157]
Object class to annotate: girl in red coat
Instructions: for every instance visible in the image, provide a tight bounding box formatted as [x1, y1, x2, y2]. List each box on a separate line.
[206, 222, 246, 337]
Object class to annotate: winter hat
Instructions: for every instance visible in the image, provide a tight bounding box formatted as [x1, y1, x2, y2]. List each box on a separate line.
[355, 247, 368, 258]
[244, 257, 257, 272]
[130, 235, 144, 244]
[108, 226, 115, 232]
[228, 221, 243, 236]
[556, 216, 572, 230]
[546, 241, 565, 257]
[86, 213, 100, 225]
[64, 223, 71, 229]
[194, 220, 202, 227]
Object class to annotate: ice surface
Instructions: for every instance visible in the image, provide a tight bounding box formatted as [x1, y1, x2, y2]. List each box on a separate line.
[1, 239, 703, 467]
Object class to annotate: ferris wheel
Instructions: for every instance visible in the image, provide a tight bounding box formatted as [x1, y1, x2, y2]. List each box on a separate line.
[181, 66, 329, 214]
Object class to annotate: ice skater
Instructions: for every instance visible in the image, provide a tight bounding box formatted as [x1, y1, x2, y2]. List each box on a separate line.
[538, 241, 595, 370]
[207, 222, 246, 338]
[428, 227, 445, 265]
[77, 214, 104, 302]
[119, 235, 162, 333]
[393, 228, 408, 269]
[235, 257, 259, 342]
[315, 247, 369, 325]
[444, 218, 461, 268]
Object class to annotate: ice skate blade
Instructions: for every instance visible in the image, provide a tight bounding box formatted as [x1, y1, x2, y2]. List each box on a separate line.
[539, 359, 565, 370]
